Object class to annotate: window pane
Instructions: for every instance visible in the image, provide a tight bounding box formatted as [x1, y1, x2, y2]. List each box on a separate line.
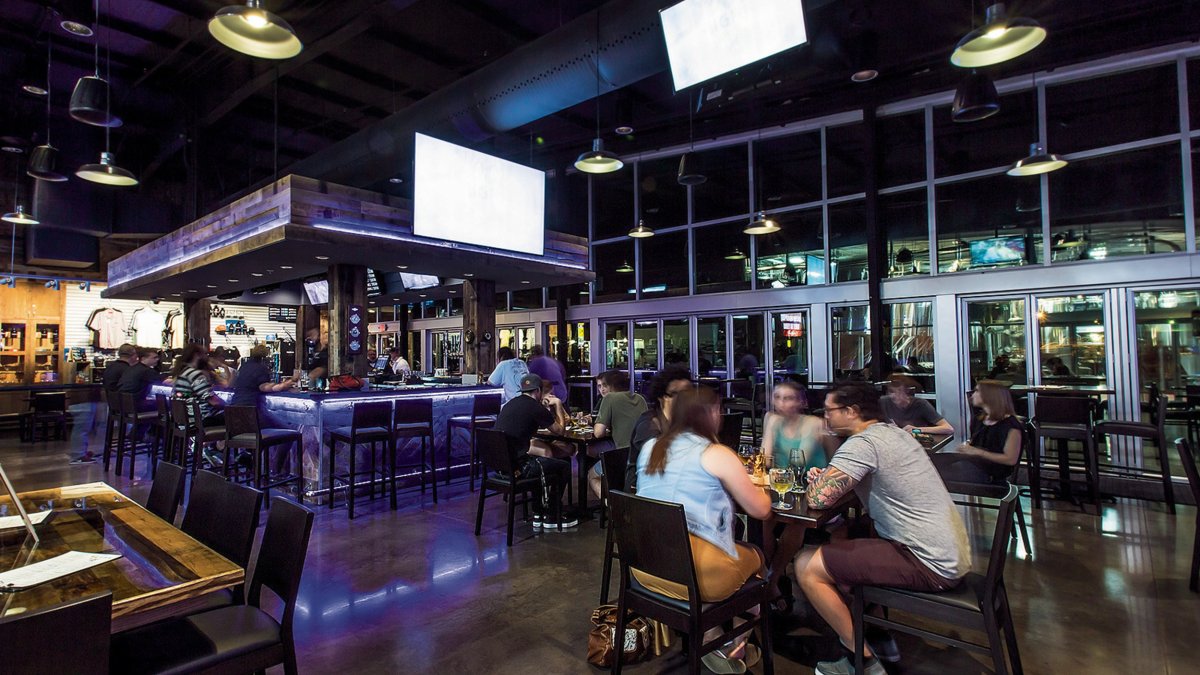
[494, 293, 509, 312]
[831, 305, 870, 380]
[693, 144, 750, 222]
[936, 173, 1042, 272]
[697, 317, 727, 378]
[933, 90, 1037, 176]
[1190, 59, 1200, 131]
[1135, 289, 1200, 393]
[1037, 294, 1107, 385]
[638, 156, 687, 229]
[633, 320, 658, 371]
[604, 322, 628, 371]
[829, 200, 866, 283]
[732, 314, 764, 381]
[449, 296, 463, 316]
[879, 111, 926, 188]
[887, 301, 935, 392]
[771, 311, 808, 380]
[755, 208, 824, 288]
[881, 189, 928, 277]
[640, 230, 689, 299]
[663, 318, 690, 369]
[756, 132, 822, 208]
[559, 282, 590, 307]
[966, 299, 1027, 385]
[827, 123, 865, 198]
[510, 287, 543, 310]
[593, 172, 634, 240]
[1047, 66, 1179, 155]
[593, 239, 635, 304]
[550, 171, 589, 238]
[694, 221, 751, 295]
[1048, 144, 1185, 263]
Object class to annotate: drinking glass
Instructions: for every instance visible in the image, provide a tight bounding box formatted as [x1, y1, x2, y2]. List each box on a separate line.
[737, 445, 755, 472]
[769, 467, 794, 509]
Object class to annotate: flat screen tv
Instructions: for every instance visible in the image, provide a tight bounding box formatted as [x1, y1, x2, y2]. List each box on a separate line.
[969, 237, 1026, 266]
[413, 133, 545, 255]
[399, 273, 439, 291]
[366, 269, 385, 297]
[303, 279, 329, 305]
[660, 0, 809, 91]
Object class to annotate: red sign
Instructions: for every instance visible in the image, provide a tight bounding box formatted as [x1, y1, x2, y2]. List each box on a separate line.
[781, 313, 804, 338]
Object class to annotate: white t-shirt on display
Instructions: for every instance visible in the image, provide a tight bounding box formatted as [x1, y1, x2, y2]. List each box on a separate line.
[131, 308, 167, 348]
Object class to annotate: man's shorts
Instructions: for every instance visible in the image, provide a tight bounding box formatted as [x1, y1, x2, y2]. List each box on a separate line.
[821, 538, 960, 592]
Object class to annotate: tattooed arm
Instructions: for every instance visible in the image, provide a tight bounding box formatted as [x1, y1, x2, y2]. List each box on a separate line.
[806, 465, 859, 510]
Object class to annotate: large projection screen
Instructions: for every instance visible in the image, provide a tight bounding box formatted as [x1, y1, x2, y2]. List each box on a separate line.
[660, 0, 808, 91]
[413, 133, 546, 255]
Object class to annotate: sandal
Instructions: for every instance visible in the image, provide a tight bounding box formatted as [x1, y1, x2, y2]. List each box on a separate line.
[700, 651, 746, 674]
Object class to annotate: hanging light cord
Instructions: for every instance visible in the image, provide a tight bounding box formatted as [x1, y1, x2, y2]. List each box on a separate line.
[45, 34, 53, 146]
[594, 10, 601, 139]
[102, 0, 111, 155]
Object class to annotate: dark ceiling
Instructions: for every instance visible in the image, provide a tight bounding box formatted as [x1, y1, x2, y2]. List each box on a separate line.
[1, 0, 1198, 266]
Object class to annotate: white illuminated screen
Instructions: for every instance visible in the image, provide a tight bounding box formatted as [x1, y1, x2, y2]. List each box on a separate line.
[413, 133, 545, 255]
[660, 0, 808, 91]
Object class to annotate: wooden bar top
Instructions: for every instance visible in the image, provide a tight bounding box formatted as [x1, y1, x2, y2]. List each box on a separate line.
[0, 482, 243, 632]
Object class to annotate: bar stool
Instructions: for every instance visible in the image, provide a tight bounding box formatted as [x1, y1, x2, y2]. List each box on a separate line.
[154, 394, 172, 460]
[169, 399, 226, 476]
[1030, 394, 1099, 510]
[447, 393, 501, 491]
[1093, 393, 1174, 513]
[101, 391, 120, 472]
[724, 378, 765, 445]
[23, 392, 67, 443]
[389, 398, 437, 507]
[224, 405, 304, 505]
[116, 393, 159, 480]
[326, 401, 392, 519]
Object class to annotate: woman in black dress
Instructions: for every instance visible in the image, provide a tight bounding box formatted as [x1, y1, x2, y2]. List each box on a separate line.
[932, 380, 1024, 484]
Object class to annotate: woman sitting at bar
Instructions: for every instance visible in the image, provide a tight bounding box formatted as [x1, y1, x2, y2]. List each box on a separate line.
[635, 386, 772, 673]
[170, 344, 226, 428]
[761, 380, 826, 473]
[931, 380, 1023, 484]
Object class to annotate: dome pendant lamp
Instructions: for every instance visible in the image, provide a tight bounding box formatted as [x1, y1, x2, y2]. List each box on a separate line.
[3, 161, 39, 225]
[77, 151, 137, 186]
[745, 211, 780, 236]
[952, 70, 1000, 122]
[627, 219, 655, 239]
[575, 12, 623, 175]
[28, 36, 67, 182]
[951, 3, 1046, 68]
[1007, 143, 1067, 176]
[69, 1, 121, 128]
[208, 1, 303, 60]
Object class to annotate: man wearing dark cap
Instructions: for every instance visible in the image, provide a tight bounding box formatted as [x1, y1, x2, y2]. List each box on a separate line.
[494, 372, 576, 529]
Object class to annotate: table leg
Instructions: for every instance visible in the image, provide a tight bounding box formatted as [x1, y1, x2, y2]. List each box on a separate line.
[575, 442, 593, 520]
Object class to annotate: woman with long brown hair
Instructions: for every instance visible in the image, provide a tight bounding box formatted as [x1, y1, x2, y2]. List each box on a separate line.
[634, 386, 772, 673]
[932, 379, 1024, 484]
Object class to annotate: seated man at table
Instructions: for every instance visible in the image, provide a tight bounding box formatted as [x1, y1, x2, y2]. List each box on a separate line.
[879, 376, 954, 436]
[117, 347, 164, 411]
[494, 373, 577, 529]
[795, 381, 971, 675]
[587, 369, 648, 499]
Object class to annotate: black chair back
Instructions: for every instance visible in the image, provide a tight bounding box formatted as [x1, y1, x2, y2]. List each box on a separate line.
[170, 397, 191, 430]
[120, 392, 139, 416]
[147, 460, 186, 523]
[984, 485, 1021, 595]
[1186, 385, 1200, 408]
[601, 447, 631, 494]
[1034, 394, 1091, 425]
[476, 428, 518, 475]
[394, 397, 432, 425]
[474, 393, 502, 418]
[181, 469, 263, 568]
[609, 490, 699, 599]
[30, 392, 66, 413]
[0, 592, 111, 675]
[352, 401, 392, 431]
[224, 405, 260, 440]
[248, 497, 315, 630]
[718, 412, 743, 448]
[1176, 439, 1200, 505]
[191, 400, 213, 437]
[155, 393, 169, 418]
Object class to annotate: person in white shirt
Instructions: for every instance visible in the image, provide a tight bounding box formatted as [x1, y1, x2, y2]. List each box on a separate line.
[487, 347, 529, 404]
[387, 347, 412, 380]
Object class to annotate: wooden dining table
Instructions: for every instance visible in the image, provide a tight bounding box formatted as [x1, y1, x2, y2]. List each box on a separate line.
[536, 424, 605, 519]
[744, 487, 859, 601]
[0, 482, 243, 632]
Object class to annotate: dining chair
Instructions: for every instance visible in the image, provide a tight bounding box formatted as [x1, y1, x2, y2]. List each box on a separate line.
[181, 469, 263, 608]
[145, 460, 186, 524]
[1174, 438, 1200, 592]
[474, 428, 551, 546]
[110, 497, 316, 675]
[718, 412, 744, 449]
[940, 420, 1035, 558]
[1093, 393, 1174, 513]
[608, 490, 774, 675]
[448, 393, 501, 491]
[599, 446, 631, 604]
[1030, 394, 1099, 510]
[0, 592, 111, 675]
[224, 405, 304, 504]
[116, 392, 158, 479]
[169, 398, 226, 476]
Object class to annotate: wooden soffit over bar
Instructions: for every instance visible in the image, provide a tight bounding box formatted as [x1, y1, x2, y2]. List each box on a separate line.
[102, 175, 592, 301]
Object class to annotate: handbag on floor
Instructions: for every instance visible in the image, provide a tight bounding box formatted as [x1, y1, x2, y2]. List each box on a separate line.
[586, 604, 652, 667]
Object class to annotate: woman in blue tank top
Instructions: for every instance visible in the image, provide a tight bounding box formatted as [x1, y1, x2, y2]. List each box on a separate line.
[762, 380, 827, 473]
[636, 387, 772, 673]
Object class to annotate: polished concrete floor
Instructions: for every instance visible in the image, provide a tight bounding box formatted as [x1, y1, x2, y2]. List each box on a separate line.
[2, 435, 1198, 674]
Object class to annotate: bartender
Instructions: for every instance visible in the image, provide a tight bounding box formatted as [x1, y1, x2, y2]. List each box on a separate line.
[305, 327, 329, 380]
[387, 347, 412, 380]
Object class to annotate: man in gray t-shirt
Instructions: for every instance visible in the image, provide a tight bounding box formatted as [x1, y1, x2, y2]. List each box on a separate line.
[880, 376, 954, 435]
[795, 382, 970, 675]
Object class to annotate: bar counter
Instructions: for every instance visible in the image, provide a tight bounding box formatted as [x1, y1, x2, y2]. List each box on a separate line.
[151, 383, 501, 500]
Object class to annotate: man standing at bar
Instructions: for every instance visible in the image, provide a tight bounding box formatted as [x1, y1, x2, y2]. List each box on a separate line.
[494, 373, 576, 529]
[488, 346, 529, 404]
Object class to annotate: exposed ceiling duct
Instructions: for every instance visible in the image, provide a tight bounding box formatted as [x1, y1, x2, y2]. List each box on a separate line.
[288, 0, 669, 189]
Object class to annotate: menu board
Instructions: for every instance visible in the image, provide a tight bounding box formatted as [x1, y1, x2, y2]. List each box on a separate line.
[268, 306, 298, 323]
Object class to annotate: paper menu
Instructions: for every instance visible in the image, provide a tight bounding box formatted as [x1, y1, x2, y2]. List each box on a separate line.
[0, 551, 122, 593]
[0, 510, 51, 531]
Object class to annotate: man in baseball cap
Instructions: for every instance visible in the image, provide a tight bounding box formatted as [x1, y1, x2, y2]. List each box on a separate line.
[495, 370, 576, 529]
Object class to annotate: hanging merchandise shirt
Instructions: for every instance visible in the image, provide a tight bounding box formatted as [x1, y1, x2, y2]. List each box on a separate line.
[166, 310, 185, 349]
[87, 308, 127, 350]
[131, 308, 167, 348]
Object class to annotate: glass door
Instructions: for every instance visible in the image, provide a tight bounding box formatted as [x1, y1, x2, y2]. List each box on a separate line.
[771, 310, 809, 382]
[1036, 294, 1107, 386]
[696, 316, 728, 381]
[1134, 289, 1200, 393]
[830, 305, 870, 380]
[603, 321, 630, 374]
[632, 320, 659, 396]
[965, 298, 1029, 386]
[662, 318, 690, 369]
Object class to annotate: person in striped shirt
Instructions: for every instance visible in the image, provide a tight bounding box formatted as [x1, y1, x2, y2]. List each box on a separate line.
[170, 344, 225, 428]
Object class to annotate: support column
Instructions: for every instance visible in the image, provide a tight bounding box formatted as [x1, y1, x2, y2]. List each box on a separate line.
[863, 106, 889, 382]
[555, 287, 569, 365]
[463, 279, 497, 376]
[183, 299, 211, 346]
[328, 264, 368, 378]
[398, 303, 410, 361]
[296, 304, 321, 373]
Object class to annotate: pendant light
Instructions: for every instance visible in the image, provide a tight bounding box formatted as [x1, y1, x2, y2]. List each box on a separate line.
[575, 12, 623, 174]
[951, 3, 1046, 68]
[3, 160, 39, 225]
[745, 211, 780, 236]
[69, 1, 121, 128]
[615, 260, 634, 273]
[628, 219, 655, 239]
[208, 1, 303, 60]
[677, 93, 706, 186]
[28, 36, 67, 182]
[77, 11, 137, 187]
[1006, 142, 1066, 176]
[724, 248, 746, 261]
[952, 69, 1000, 122]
